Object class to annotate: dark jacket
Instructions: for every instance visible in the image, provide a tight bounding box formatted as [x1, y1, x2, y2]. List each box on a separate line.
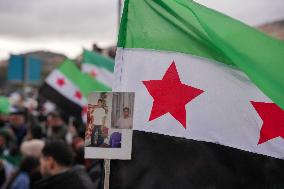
[34, 166, 94, 189]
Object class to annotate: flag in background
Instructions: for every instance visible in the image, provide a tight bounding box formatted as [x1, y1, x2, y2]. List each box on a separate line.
[82, 49, 114, 88]
[110, 0, 284, 188]
[40, 59, 110, 122]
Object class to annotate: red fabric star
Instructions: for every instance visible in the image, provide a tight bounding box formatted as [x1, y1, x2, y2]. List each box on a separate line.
[143, 61, 204, 128]
[56, 78, 65, 87]
[89, 70, 97, 77]
[251, 101, 284, 144]
[74, 91, 82, 100]
[82, 105, 87, 114]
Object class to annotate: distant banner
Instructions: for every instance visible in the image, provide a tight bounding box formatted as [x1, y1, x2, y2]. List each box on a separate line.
[7, 55, 42, 84]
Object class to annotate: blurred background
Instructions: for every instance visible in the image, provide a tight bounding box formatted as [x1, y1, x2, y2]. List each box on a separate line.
[0, 0, 283, 188]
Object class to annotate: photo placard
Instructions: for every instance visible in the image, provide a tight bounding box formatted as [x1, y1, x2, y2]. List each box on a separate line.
[84, 92, 134, 159]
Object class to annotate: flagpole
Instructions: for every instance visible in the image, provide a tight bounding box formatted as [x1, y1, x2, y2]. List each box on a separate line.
[118, 0, 122, 31]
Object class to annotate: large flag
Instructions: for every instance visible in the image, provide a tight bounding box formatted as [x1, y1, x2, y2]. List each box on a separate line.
[110, 0, 284, 188]
[82, 49, 114, 88]
[40, 59, 110, 121]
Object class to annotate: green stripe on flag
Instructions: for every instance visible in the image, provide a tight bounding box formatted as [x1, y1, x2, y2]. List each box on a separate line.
[58, 59, 111, 96]
[83, 49, 114, 72]
[118, 0, 284, 109]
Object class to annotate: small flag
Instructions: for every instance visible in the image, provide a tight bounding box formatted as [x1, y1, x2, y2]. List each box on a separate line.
[40, 59, 110, 122]
[82, 49, 114, 88]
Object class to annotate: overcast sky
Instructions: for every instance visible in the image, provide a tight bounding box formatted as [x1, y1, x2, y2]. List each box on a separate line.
[0, 0, 283, 60]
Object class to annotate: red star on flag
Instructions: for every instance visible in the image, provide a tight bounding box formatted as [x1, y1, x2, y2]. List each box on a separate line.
[82, 105, 87, 115]
[90, 70, 97, 77]
[251, 101, 284, 144]
[74, 91, 83, 100]
[56, 78, 65, 87]
[143, 61, 204, 129]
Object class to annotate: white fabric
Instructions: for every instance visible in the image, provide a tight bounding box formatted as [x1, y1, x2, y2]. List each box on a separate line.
[113, 48, 284, 159]
[46, 70, 87, 106]
[82, 63, 113, 87]
[93, 107, 106, 125]
[20, 139, 45, 158]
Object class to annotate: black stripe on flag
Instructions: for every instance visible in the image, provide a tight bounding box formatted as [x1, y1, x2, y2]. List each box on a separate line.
[110, 131, 284, 189]
[39, 83, 82, 120]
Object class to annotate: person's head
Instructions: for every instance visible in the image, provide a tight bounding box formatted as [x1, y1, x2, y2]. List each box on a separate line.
[123, 107, 130, 118]
[0, 133, 6, 149]
[40, 140, 73, 177]
[0, 114, 9, 128]
[97, 99, 103, 107]
[0, 129, 11, 148]
[9, 110, 26, 128]
[0, 135, 5, 147]
[30, 126, 43, 139]
[47, 112, 64, 128]
[19, 156, 39, 174]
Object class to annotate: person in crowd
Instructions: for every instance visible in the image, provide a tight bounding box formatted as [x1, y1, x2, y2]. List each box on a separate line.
[17, 126, 44, 188]
[0, 129, 15, 155]
[0, 129, 21, 172]
[71, 137, 84, 165]
[0, 159, 16, 188]
[2, 156, 40, 189]
[0, 113, 9, 129]
[8, 108, 27, 147]
[20, 126, 44, 158]
[91, 99, 106, 147]
[46, 112, 67, 140]
[115, 107, 133, 129]
[35, 140, 93, 189]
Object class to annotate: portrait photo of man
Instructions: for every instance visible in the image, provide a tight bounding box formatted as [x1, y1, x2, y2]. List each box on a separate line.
[115, 107, 133, 129]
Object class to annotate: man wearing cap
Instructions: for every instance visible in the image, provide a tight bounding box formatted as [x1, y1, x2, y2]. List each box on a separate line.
[8, 107, 27, 146]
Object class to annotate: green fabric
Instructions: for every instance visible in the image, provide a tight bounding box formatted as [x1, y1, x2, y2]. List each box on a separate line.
[58, 59, 111, 96]
[0, 96, 10, 114]
[83, 49, 114, 72]
[118, 0, 284, 109]
[1, 154, 22, 167]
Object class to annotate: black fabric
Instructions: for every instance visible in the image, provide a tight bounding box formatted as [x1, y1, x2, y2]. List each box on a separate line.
[110, 131, 284, 189]
[87, 160, 105, 189]
[34, 166, 94, 189]
[39, 83, 82, 122]
[0, 165, 6, 188]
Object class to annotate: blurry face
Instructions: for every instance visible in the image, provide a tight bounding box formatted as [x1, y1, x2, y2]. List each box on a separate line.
[9, 114, 25, 127]
[0, 115, 8, 127]
[123, 109, 129, 118]
[97, 101, 102, 107]
[39, 155, 53, 177]
[0, 115, 9, 122]
[0, 135, 6, 147]
[47, 116, 62, 127]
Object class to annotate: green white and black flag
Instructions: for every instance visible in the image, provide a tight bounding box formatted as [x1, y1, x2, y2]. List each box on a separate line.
[110, 0, 284, 188]
[40, 59, 110, 121]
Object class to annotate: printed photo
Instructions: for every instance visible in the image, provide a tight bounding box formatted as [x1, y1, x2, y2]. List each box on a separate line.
[111, 92, 134, 129]
[84, 92, 134, 159]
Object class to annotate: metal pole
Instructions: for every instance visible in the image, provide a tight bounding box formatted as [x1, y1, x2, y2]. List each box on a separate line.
[118, 0, 122, 30]
[23, 56, 29, 98]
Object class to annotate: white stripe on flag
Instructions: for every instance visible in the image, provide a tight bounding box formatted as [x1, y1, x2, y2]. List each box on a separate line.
[46, 69, 87, 107]
[82, 63, 113, 87]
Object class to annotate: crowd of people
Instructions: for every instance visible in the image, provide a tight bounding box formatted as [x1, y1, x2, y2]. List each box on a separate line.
[0, 92, 104, 189]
